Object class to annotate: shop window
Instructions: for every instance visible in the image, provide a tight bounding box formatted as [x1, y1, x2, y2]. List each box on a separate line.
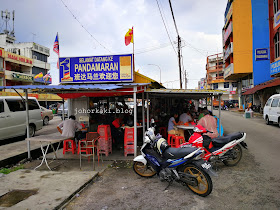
[224, 82, 229, 88]
[274, 32, 280, 59]
[274, 0, 279, 14]
[0, 100, 4, 113]
[213, 83, 218, 90]
[232, 82, 237, 87]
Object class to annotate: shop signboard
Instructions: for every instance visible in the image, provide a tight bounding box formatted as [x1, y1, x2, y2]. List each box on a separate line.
[12, 72, 34, 82]
[255, 48, 269, 61]
[224, 63, 234, 79]
[224, 4, 233, 26]
[223, 22, 232, 45]
[59, 54, 134, 83]
[274, 10, 280, 30]
[5, 51, 33, 66]
[270, 60, 280, 76]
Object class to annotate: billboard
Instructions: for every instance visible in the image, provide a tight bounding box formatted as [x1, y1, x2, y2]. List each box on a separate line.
[59, 54, 133, 83]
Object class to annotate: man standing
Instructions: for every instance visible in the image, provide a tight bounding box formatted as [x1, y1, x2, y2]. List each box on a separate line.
[57, 115, 82, 139]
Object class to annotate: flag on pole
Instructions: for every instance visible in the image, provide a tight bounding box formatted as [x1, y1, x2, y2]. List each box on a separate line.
[125, 27, 133, 46]
[34, 72, 43, 79]
[53, 33, 60, 68]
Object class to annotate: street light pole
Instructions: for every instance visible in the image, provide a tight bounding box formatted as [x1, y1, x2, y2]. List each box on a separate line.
[148, 64, 161, 84]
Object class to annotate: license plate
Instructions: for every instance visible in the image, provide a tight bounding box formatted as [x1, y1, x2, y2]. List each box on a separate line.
[201, 162, 212, 170]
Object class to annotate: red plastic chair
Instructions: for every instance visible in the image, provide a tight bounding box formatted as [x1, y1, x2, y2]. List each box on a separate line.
[167, 134, 175, 145]
[63, 139, 76, 154]
[124, 127, 134, 156]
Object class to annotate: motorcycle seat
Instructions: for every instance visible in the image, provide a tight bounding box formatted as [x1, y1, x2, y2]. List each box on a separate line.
[163, 147, 197, 159]
[212, 132, 243, 147]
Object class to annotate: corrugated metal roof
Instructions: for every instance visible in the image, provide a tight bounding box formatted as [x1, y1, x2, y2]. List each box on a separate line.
[243, 78, 280, 95]
[147, 88, 226, 94]
[0, 83, 150, 92]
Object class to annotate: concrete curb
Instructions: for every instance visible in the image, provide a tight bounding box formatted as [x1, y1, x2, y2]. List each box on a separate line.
[55, 165, 110, 210]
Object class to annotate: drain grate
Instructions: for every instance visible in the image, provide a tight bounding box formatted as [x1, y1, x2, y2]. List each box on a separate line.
[0, 189, 38, 207]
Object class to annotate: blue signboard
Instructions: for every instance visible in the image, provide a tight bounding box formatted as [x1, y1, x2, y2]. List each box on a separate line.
[255, 48, 269, 61]
[59, 54, 133, 83]
[270, 60, 280, 76]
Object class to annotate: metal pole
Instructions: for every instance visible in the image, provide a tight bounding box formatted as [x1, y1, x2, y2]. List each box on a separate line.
[25, 90, 31, 159]
[218, 94, 221, 137]
[142, 91, 145, 143]
[62, 98, 65, 121]
[146, 92, 149, 129]
[178, 36, 182, 89]
[133, 86, 137, 157]
[211, 95, 213, 113]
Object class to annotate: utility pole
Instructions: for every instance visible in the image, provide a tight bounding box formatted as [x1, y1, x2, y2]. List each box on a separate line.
[178, 36, 182, 89]
[185, 69, 187, 89]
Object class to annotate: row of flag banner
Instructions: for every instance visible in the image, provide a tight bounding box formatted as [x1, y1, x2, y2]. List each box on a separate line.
[52, 27, 134, 69]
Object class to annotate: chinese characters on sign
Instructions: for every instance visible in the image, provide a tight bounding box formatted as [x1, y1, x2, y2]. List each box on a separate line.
[59, 54, 133, 83]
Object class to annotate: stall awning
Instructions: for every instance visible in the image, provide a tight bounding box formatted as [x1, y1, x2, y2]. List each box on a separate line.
[243, 78, 280, 95]
[0, 83, 149, 98]
[146, 88, 225, 99]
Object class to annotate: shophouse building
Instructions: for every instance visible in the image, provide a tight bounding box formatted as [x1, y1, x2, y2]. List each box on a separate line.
[206, 53, 238, 104]
[223, 0, 271, 109]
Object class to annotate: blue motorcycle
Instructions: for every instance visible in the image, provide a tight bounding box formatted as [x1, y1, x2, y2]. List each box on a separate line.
[133, 125, 216, 197]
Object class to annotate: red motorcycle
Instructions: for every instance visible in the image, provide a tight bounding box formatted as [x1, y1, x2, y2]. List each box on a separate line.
[180, 125, 247, 166]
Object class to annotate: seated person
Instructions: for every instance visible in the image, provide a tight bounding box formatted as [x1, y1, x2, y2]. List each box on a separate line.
[179, 109, 193, 124]
[197, 110, 218, 139]
[167, 112, 184, 137]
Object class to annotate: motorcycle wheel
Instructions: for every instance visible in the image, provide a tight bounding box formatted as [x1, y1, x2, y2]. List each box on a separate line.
[223, 144, 242, 166]
[182, 164, 213, 197]
[133, 161, 157, 177]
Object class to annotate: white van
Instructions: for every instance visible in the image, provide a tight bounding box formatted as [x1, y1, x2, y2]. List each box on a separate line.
[0, 96, 43, 140]
[263, 94, 280, 127]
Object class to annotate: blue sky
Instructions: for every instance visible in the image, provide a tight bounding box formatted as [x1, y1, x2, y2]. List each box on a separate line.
[1, 0, 227, 88]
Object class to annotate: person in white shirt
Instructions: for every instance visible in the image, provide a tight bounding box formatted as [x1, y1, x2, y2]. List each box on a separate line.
[57, 115, 82, 139]
[179, 109, 193, 124]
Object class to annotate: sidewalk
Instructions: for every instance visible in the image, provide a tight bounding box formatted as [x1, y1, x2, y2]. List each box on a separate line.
[0, 141, 134, 209]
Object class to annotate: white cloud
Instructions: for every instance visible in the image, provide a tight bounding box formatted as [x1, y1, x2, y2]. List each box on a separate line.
[1, 0, 227, 88]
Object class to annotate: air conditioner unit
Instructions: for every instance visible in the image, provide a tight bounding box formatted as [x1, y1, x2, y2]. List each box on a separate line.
[33, 55, 37, 60]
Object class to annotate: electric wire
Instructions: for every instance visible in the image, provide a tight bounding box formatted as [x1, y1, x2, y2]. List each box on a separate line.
[60, 0, 112, 53]
[155, 0, 177, 55]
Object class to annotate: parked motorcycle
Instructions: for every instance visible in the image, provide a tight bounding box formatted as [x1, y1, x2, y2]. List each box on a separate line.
[180, 125, 247, 166]
[133, 122, 216, 197]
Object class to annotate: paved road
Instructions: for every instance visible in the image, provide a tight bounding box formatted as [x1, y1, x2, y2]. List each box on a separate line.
[65, 111, 280, 210]
[215, 110, 280, 178]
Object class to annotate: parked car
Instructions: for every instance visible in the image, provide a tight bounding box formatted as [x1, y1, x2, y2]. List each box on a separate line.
[263, 94, 280, 127]
[0, 96, 43, 140]
[57, 101, 68, 119]
[40, 106, 54, 125]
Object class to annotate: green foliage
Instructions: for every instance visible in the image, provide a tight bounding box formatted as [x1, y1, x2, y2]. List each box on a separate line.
[0, 165, 24, 174]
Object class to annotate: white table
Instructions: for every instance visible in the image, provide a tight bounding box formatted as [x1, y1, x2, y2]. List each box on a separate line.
[176, 125, 195, 130]
[176, 125, 196, 136]
[26, 134, 69, 170]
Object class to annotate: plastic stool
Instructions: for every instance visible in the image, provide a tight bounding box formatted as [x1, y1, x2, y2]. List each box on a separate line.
[170, 136, 185, 148]
[63, 139, 76, 154]
[167, 134, 175, 145]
